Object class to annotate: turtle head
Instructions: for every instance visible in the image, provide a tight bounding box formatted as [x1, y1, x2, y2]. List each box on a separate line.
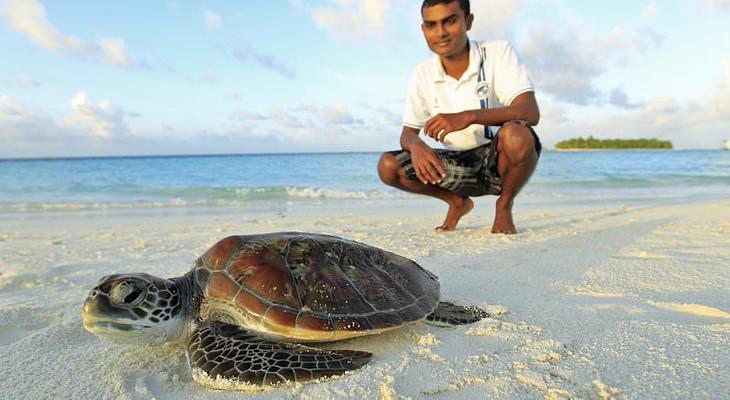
[82, 273, 187, 345]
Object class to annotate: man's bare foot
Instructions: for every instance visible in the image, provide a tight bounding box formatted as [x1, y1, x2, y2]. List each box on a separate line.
[491, 203, 516, 234]
[435, 197, 474, 232]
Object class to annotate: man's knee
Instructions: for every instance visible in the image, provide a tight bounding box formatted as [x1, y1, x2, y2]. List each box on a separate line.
[377, 152, 401, 184]
[497, 124, 536, 161]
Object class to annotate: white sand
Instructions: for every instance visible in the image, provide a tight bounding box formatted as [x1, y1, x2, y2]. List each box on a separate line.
[0, 195, 728, 399]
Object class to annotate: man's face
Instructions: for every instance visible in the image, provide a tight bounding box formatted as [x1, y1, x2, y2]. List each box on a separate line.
[421, 1, 473, 58]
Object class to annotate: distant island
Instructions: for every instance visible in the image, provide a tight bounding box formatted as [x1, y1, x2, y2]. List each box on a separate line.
[555, 136, 673, 150]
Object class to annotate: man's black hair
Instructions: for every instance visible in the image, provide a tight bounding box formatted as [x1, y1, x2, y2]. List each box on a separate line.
[421, 0, 470, 16]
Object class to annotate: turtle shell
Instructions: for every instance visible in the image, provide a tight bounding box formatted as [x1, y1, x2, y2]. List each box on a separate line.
[191, 232, 440, 341]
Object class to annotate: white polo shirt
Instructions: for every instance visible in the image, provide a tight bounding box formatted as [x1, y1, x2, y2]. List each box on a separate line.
[403, 40, 534, 151]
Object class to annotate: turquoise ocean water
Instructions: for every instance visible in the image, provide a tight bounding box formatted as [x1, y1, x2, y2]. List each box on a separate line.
[0, 151, 728, 213]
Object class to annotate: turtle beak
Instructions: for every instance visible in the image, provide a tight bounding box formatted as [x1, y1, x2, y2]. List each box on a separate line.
[81, 294, 113, 321]
[81, 295, 150, 335]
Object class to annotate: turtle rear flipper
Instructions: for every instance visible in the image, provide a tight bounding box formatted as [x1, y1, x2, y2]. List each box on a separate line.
[186, 322, 372, 387]
[425, 301, 491, 326]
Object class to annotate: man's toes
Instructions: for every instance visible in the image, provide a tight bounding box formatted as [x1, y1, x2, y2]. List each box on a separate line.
[491, 225, 517, 234]
[434, 225, 454, 233]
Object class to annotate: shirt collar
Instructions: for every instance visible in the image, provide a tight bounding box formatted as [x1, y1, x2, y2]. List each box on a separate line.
[431, 40, 481, 83]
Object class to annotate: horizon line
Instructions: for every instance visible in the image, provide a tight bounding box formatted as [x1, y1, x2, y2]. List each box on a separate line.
[0, 147, 722, 162]
[0, 150, 385, 162]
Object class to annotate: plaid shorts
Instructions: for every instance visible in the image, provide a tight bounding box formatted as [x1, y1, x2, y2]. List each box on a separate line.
[388, 121, 541, 197]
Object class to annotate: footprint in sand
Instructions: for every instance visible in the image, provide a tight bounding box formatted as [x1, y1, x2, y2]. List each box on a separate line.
[647, 301, 730, 319]
[619, 250, 668, 260]
[566, 285, 730, 321]
[565, 285, 625, 299]
[418, 307, 585, 398]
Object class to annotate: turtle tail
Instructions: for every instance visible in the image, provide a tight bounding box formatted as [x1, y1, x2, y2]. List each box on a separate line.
[425, 301, 491, 326]
[186, 321, 371, 387]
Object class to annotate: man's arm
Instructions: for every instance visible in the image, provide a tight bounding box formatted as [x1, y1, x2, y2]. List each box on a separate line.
[424, 91, 539, 142]
[400, 126, 446, 185]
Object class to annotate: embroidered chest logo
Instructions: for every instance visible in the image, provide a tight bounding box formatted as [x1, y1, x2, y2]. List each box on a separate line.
[433, 97, 440, 108]
[475, 81, 490, 100]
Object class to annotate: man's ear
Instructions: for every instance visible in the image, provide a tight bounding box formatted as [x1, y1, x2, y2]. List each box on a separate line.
[465, 13, 474, 31]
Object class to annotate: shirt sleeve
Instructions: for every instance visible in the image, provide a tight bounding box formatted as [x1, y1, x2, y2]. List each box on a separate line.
[492, 41, 534, 106]
[402, 68, 430, 129]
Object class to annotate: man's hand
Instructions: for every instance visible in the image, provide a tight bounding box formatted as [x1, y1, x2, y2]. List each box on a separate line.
[424, 111, 474, 142]
[410, 141, 446, 185]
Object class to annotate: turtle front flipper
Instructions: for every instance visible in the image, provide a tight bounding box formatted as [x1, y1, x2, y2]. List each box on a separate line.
[186, 322, 372, 387]
[425, 301, 491, 326]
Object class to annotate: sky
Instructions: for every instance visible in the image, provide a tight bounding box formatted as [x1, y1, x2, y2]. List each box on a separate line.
[1, 0, 729, 158]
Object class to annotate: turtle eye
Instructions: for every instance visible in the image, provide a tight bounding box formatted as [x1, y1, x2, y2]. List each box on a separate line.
[110, 281, 146, 306]
[124, 289, 144, 304]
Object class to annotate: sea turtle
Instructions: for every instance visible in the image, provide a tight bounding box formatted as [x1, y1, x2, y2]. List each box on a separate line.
[82, 232, 488, 388]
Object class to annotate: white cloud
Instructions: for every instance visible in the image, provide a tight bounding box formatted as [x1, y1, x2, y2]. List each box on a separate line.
[694, 0, 730, 11]
[604, 97, 715, 147]
[469, 0, 527, 41]
[596, 25, 663, 63]
[5, 75, 40, 87]
[609, 88, 642, 109]
[233, 110, 268, 121]
[0, 95, 25, 120]
[64, 91, 130, 138]
[200, 70, 216, 83]
[322, 104, 358, 125]
[232, 46, 296, 79]
[4, 95, 402, 156]
[18, 76, 39, 87]
[308, 0, 525, 44]
[521, 27, 603, 105]
[0, 96, 63, 158]
[539, 62, 730, 149]
[295, 103, 361, 125]
[0, 103, 182, 158]
[520, 19, 662, 106]
[308, 0, 524, 47]
[0, 0, 132, 68]
[359, 102, 401, 126]
[97, 37, 130, 67]
[270, 107, 307, 129]
[311, 0, 391, 40]
[540, 104, 571, 125]
[0, 92, 149, 157]
[709, 60, 730, 116]
[640, 4, 658, 22]
[0, 0, 85, 52]
[229, 102, 387, 149]
[204, 10, 222, 31]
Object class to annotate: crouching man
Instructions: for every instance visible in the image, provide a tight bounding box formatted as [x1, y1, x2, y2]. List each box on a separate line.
[378, 0, 541, 234]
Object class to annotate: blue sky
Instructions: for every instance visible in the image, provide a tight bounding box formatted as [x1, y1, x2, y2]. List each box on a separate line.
[1, 0, 729, 158]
